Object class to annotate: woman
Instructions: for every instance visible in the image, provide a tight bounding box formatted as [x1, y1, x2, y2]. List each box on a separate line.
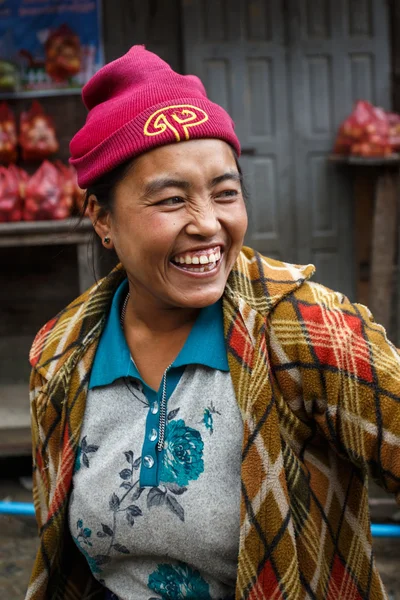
[27, 46, 400, 600]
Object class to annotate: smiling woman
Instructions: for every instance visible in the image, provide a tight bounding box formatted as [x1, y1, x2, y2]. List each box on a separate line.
[88, 139, 248, 390]
[27, 46, 400, 600]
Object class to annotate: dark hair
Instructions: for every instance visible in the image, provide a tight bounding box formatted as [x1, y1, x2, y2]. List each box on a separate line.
[79, 158, 135, 223]
[236, 159, 249, 203]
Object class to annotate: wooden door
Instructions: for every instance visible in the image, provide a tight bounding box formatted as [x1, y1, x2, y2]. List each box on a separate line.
[182, 0, 391, 299]
[182, 0, 295, 262]
[288, 0, 390, 296]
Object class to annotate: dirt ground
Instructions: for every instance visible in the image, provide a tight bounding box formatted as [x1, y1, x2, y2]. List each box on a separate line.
[0, 478, 399, 599]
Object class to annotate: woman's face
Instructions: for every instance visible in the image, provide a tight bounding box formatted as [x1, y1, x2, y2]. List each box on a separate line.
[95, 139, 248, 310]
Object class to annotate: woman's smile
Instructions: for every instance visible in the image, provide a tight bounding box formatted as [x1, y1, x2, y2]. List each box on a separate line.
[170, 245, 223, 276]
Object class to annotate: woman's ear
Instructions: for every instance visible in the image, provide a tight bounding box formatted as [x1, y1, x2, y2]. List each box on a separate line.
[88, 194, 114, 250]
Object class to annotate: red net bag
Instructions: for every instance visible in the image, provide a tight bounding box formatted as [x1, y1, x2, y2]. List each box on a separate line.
[334, 100, 392, 157]
[8, 164, 29, 211]
[24, 160, 71, 221]
[45, 24, 82, 82]
[19, 101, 59, 161]
[55, 160, 76, 215]
[353, 104, 392, 157]
[0, 102, 17, 164]
[55, 161, 86, 216]
[387, 112, 400, 151]
[0, 165, 22, 222]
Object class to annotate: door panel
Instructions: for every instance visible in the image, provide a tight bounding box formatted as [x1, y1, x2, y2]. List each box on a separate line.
[102, 0, 181, 69]
[182, 0, 391, 298]
[183, 0, 294, 262]
[288, 0, 390, 297]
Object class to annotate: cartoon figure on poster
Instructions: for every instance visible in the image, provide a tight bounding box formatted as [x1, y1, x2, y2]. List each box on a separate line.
[20, 25, 82, 84]
[0, 0, 103, 94]
[45, 24, 82, 82]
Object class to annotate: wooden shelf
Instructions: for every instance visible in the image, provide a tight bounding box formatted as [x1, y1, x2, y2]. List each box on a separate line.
[0, 217, 92, 248]
[0, 384, 30, 429]
[329, 153, 400, 167]
[0, 384, 31, 457]
[0, 220, 97, 457]
[0, 88, 82, 100]
[330, 154, 400, 336]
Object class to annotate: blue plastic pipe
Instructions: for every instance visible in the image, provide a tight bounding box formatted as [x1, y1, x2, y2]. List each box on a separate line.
[371, 523, 400, 538]
[0, 502, 399, 538]
[0, 501, 35, 516]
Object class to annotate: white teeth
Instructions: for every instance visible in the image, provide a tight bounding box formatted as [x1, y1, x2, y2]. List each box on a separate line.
[172, 262, 217, 273]
[173, 247, 222, 266]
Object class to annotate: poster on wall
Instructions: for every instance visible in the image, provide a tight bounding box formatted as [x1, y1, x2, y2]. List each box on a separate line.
[0, 0, 103, 96]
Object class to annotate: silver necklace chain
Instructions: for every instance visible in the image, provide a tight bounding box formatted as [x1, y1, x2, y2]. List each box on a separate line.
[120, 291, 130, 328]
[120, 290, 170, 452]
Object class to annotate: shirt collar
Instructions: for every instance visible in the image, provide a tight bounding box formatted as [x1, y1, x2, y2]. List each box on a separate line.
[89, 279, 229, 389]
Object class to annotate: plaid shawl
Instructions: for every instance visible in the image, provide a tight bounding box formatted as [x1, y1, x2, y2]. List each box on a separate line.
[26, 247, 400, 600]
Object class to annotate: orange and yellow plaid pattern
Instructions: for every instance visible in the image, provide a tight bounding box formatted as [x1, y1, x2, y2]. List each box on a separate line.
[26, 248, 400, 599]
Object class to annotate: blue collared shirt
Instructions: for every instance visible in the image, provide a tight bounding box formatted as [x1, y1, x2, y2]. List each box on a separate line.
[90, 278, 229, 391]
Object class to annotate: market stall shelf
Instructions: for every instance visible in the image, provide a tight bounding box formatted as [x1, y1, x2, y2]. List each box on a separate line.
[329, 155, 400, 341]
[0, 218, 94, 292]
[0, 218, 107, 457]
[329, 154, 400, 167]
[0, 384, 31, 457]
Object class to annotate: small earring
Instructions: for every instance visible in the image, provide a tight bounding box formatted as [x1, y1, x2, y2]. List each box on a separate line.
[103, 236, 111, 244]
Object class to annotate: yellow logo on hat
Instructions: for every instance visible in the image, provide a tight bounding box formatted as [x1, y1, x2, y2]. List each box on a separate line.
[144, 105, 209, 142]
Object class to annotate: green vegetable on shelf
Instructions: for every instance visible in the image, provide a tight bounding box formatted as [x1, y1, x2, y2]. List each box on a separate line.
[0, 60, 18, 90]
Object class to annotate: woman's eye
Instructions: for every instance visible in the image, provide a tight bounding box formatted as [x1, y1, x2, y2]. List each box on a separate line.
[158, 197, 184, 206]
[216, 189, 239, 200]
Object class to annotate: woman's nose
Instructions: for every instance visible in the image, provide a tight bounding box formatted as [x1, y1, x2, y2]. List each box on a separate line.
[185, 207, 222, 238]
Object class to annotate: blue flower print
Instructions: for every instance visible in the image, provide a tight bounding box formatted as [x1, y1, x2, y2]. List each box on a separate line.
[72, 520, 102, 574]
[202, 402, 221, 435]
[203, 408, 214, 433]
[160, 419, 204, 487]
[74, 446, 82, 473]
[148, 562, 211, 599]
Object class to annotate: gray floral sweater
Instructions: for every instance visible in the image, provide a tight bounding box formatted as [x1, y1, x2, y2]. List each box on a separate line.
[68, 280, 243, 599]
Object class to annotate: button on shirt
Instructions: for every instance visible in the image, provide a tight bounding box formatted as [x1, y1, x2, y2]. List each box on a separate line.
[69, 279, 243, 600]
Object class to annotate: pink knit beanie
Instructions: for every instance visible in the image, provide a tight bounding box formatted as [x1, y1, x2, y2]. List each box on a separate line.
[69, 45, 241, 188]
